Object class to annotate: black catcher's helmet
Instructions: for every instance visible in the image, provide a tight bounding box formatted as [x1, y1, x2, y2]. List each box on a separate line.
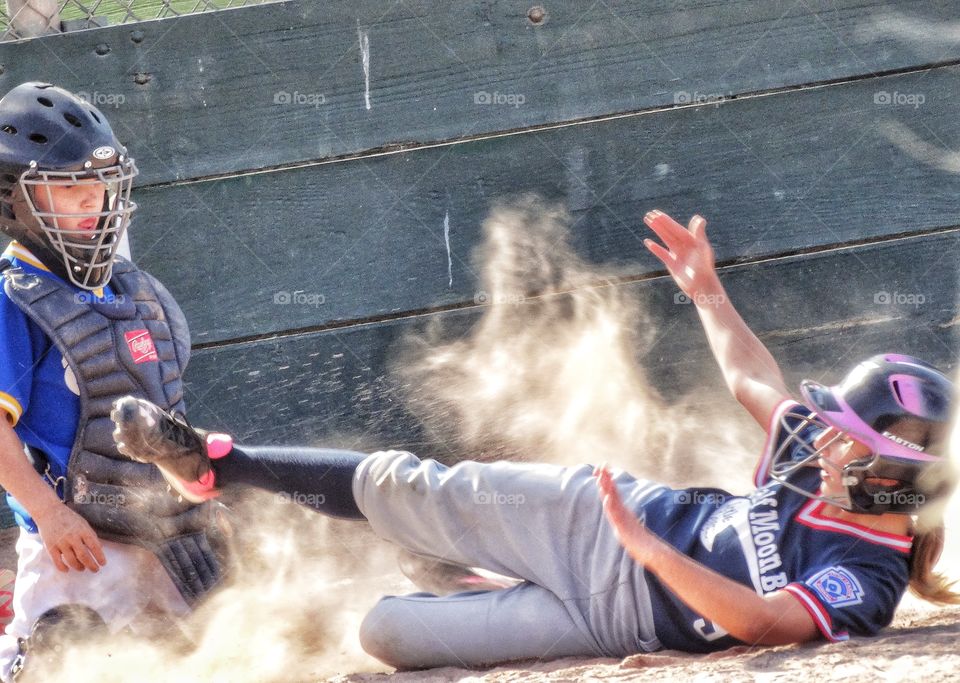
[0, 82, 137, 290]
[770, 354, 954, 514]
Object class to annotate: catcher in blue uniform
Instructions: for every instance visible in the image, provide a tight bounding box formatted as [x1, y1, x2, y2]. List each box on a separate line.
[111, 210, 958, 667]
[0, 82, 227, 680]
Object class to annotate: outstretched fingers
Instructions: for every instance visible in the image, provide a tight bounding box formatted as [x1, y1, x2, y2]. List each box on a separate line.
[689, 214, 707, 240]
[49, 545, 70, 573]
[643, 237, 674, 268]
[40, 507, 108, 573]
[644, 210, 690, 253]
[594, 465, 658, 567]
[594, 465, 640, 538]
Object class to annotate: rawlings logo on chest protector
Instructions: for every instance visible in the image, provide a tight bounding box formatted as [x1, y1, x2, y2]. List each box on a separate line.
[124, 329, 159, 364]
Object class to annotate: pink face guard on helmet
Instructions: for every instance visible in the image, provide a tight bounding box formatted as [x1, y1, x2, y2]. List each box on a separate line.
[768, 355, 954, 515]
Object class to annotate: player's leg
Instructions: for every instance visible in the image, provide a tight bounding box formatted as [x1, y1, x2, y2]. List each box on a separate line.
[359, 582, 602, 669]
[9, 604, 107, 680]
[354, 450, 656, 584]
[212, 444, 366, 519]
[113, 400, 657, 589]
[110, 396, 661, 653]
[111, 396, 365, 518]
[353, 450, 663, 655]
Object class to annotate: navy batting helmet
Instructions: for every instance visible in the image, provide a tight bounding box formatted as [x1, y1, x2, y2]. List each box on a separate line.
[769, 354, 954, 514]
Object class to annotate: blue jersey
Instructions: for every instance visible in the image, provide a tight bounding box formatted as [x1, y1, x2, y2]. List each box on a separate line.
[639, 400, 911, 651]
[0, 242, 117, 530]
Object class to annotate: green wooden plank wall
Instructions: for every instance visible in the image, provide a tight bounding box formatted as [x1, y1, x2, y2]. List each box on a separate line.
[132, 67, 960, 344]
[1, 1, 958, 184]
[0, 0, 957, 472]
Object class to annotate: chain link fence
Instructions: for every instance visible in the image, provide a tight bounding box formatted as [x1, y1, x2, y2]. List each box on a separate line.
[2, 0, 282, 40]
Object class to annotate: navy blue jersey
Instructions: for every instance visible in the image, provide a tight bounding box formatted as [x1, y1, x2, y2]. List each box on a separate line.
[639, 400, 911, 652]
[0, 242, 117, 530]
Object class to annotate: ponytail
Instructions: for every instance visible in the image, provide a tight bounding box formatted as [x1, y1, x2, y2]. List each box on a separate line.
[908, 521, 960, 605]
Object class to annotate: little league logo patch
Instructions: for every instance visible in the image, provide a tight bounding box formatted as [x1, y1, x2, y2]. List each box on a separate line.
[806, 566, 865, 607]
[125, 329, 159, 364]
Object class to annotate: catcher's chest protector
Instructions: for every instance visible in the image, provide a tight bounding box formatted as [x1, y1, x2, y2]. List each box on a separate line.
[2, 257, 226, 604]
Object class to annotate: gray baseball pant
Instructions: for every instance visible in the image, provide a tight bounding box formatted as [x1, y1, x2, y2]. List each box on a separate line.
[353, 450, 664, 668]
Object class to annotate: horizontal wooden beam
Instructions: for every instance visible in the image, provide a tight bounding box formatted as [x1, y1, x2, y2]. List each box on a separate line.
[132, 66, 960, 343]
[2, 1, 957, 184]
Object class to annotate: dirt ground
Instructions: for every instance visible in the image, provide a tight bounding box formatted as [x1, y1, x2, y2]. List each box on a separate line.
[330, 601, 960, 683]
[1, 522, 957, 682]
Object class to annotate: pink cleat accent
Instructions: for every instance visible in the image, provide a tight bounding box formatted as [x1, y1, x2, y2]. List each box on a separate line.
[206, 433, 233, 460]
[178, 469, 220, 501]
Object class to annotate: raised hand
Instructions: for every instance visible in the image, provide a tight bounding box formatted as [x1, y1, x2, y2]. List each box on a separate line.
[643, 210, 718, 302]
[594, 465, 658, 566]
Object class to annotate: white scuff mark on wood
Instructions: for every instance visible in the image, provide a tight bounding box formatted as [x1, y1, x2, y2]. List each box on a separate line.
[857, 10, 960, 47]
[879, 120, 960, 173]
[358, 20, 371, 110]
[937, 315, 960, 329]
[198, 60, 207, 106]
[444, 210, 453, 287]
[761, 314, 897, 340]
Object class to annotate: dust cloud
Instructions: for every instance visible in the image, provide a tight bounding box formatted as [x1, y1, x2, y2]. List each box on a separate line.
[33, 493, 393, 682]
[395, 195, 758, 489]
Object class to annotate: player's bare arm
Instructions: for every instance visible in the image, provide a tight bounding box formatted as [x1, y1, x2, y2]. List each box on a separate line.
[595, 465, 818, 645]
[643, 210, 791, 427]
[0, 418, 105, 573]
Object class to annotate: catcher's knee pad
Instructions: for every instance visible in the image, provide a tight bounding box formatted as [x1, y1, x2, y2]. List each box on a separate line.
[11, 605, 107, 680]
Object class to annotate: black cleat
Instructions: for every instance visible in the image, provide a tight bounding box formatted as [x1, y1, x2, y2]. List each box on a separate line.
[111, 396, 225, 503]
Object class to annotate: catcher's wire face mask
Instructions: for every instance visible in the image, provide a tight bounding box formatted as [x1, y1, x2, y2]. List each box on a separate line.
[18, 157, 138, 290]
